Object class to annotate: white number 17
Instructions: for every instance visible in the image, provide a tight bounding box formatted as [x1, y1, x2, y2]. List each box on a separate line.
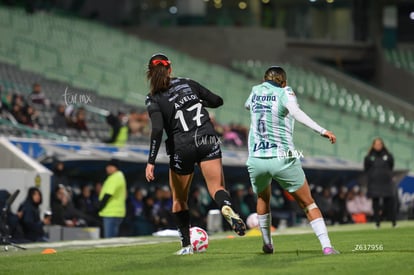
[175, 102, 204, 132]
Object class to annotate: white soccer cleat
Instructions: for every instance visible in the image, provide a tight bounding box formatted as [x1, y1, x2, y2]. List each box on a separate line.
[175, 245, 194, 256]
[221, 205, 246, 236]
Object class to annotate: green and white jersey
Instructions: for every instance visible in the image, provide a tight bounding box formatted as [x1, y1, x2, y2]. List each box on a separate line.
[245, 81, 298, 158]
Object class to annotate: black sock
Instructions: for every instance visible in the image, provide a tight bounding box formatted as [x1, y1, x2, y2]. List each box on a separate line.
[214, 190, 232, 209]
[173, 210, 191, 247]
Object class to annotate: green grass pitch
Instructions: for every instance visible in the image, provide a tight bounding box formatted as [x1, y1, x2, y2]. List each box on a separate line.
[1, 222, 413, 275]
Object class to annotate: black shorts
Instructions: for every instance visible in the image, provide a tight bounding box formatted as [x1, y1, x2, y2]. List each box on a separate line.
[169, 142, 222, 175]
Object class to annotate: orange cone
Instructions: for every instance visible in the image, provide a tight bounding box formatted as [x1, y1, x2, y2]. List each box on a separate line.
[41, 248, 57, 254]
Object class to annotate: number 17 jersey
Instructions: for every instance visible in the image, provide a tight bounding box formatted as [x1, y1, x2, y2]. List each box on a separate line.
[146, 77, 222, 148]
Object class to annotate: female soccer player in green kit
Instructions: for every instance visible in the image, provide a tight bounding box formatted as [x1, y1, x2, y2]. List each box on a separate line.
[245, 66, 339, 255]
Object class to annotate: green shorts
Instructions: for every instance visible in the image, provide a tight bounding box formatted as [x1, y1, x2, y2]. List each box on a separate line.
[246, 156, 305, 194]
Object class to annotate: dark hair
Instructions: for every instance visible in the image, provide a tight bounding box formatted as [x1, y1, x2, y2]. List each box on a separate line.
[146, 53, 171, 95]
[26, 187, 42, 206]
[368, 137, 390, 155]
[264, 66, 287, 87]
[107, 158, 120, 169]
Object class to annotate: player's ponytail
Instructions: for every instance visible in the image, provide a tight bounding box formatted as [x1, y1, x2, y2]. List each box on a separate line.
[147, 53, 171, 95]
[264, 66, 286, 87]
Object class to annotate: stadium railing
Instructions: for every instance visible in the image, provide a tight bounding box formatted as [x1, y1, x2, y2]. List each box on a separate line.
[0, 118, 67, 141]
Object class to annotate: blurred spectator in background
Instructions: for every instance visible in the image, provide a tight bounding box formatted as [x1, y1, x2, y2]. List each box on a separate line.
[98, 159, 127, 238]
[220, 123, 248, 147]
[126, 188, 154, 236]
[332, 186, 351, 224]
[364, 138, 397, 228]
[9, 93, 27, 123]
[2, 92, 41, 128]
[29, 83, 50, 107]
[12, 93, 26, 109]
[244, 186, 257, 214]
[51, 161, 70, 196]
[269, 188, 288, 227]
[51, 185, 88, 227]
[141, 195, 157, 234]
[222, 125, 243, 147]
[52, 103, 68, 129]
[104, 111, 129, 146]
[314, 187, 334, 225]
[92, 182, 102, 205]
[279, 189, 303, 227]
[346, 185, 373, 224]
[11, 103, 26, 124]
[128, 109, 150, 137]
[128, 188, 145, 219]
[64, 104, 75, 121]
[230, 184, 251, 222]
[1, 91, 13, 112]
[70, 107, 88, 131]
[75, 185, 101, 227]
[188, 186, 208, 229]
[17, 187, 50, 242]
[152, 186, 174, 231]
[22, 105, 40, 128]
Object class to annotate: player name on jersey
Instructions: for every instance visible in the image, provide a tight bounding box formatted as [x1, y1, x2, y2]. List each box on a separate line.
[174, 94, 199, 109]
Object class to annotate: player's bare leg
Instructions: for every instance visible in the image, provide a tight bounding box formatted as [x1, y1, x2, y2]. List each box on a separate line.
[290, 179, 339, 255]
[199, 158, 246, 236]
[169, 170, 193, 212]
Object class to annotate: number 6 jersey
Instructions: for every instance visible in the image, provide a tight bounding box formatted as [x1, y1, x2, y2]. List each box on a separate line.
[145, 77, 223, 165]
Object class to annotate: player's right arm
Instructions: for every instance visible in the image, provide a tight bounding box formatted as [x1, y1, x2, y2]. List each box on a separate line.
[145, 96, 164, 181]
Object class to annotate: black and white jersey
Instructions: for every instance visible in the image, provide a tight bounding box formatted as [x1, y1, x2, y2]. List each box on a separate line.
[146, 77, 223, 164]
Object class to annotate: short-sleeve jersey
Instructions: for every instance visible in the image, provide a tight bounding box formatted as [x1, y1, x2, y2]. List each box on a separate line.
[245, 81, 298, 158]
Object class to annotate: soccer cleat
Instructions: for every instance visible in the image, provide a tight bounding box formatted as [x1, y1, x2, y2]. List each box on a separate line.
[175, 245, 194, 255]
[262, 243, 274, 254]
[323, 247, 340, 255]
[221, 205, 246, 236]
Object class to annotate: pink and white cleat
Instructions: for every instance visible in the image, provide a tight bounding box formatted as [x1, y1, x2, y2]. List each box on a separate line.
[323, 247, 340, 255]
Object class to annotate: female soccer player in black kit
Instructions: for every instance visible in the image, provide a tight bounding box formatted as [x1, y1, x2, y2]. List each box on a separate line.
[145, 54, 246, 255]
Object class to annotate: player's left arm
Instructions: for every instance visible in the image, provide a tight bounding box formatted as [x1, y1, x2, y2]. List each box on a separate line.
[283, 87, 336, 144]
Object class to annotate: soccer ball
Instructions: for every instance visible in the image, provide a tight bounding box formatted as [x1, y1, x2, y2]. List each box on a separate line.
[246, 213, 259, 229]
[190, 226, 209, 253]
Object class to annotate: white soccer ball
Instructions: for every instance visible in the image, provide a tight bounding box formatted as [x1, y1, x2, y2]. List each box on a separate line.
[246, 213, 259, 229]
[190, 226, 209, 253]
